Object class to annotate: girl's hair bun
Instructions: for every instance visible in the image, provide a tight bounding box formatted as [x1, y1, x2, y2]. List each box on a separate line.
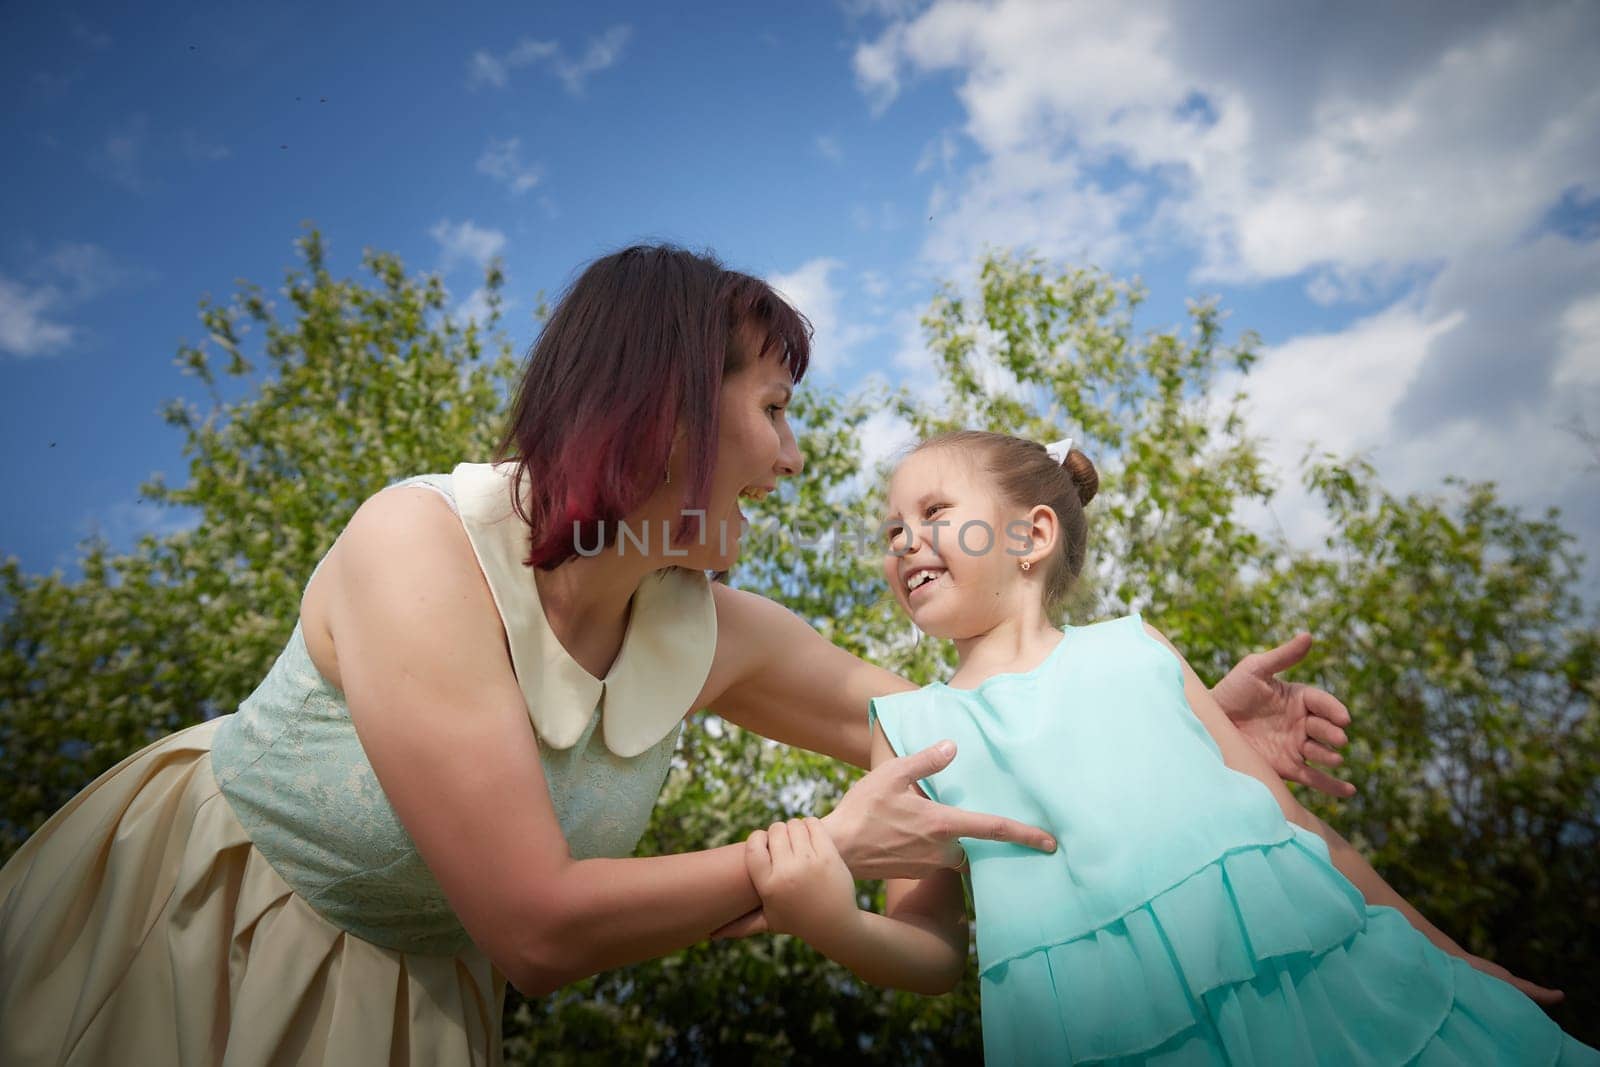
[1063, 449, 1099, 506]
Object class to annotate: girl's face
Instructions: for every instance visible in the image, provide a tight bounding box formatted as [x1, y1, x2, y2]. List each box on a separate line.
[668, 346, 803, 572]
[880, 448, 1031, 641]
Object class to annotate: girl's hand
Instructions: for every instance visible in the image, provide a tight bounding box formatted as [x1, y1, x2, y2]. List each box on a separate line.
[1464, 953, 1566, 1006]
[743, 817, 860, 944]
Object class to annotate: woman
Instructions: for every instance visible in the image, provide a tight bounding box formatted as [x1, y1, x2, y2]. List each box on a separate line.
[0, 245, 1353, 1065]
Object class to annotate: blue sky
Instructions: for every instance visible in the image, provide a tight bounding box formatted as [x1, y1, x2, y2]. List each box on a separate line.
[4, 0, 1598, 591]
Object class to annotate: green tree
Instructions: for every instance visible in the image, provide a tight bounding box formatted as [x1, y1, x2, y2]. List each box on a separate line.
[1, 229, 518, 856]
[1284, 459, 1600, 1031]
[3, 239, 1594, 1058]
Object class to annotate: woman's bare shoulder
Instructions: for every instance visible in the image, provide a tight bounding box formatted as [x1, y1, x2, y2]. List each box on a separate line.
[708, 581, 809, 653]
[302, 485, 495, 690]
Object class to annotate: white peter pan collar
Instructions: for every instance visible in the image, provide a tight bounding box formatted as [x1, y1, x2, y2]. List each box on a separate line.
[451, 461, 717, 758]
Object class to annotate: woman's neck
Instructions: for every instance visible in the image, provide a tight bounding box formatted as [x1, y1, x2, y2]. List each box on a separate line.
[534, 546, 666, 680]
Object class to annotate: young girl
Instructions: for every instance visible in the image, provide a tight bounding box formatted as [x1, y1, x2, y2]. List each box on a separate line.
[742, 430, 1596, 1065]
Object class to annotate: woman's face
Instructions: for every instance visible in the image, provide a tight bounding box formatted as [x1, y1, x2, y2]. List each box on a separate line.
[880, 448, 1025, 640]
[669, 344, 803, 571]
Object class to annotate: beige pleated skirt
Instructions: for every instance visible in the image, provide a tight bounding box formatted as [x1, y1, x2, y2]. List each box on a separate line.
[0, 718, 505, 1066]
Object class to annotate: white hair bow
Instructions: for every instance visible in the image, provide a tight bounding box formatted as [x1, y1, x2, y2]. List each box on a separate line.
[1043, 437, 1074, 464]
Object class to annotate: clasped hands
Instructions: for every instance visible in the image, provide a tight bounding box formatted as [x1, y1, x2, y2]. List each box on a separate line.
[738, 817, 861, 946]
[711, 739, 996, 940]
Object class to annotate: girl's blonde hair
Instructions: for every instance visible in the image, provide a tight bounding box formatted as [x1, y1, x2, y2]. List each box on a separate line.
[910, 431, 1099, 608]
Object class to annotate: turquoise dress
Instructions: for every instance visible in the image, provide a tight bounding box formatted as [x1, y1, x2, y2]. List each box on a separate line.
[870, 614, 1597, 1066]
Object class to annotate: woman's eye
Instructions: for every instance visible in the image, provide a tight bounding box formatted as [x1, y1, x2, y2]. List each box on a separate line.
[766, 404, 785, 418]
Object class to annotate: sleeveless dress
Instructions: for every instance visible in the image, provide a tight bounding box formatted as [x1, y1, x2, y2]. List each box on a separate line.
[0, 462, 719, 1066]
[870, 614, 1598, 1066]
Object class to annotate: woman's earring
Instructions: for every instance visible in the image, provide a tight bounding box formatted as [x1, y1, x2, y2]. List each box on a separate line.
[1020, 560, 1032, 572]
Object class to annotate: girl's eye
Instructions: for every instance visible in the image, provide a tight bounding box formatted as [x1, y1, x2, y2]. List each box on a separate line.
[923, 504, 945, 519]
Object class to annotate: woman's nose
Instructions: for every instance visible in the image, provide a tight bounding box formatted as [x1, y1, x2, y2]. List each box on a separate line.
[775, 425, 804, 478]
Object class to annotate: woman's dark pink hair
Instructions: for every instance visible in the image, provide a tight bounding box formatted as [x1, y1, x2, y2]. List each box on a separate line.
[495, 244, 810, 569]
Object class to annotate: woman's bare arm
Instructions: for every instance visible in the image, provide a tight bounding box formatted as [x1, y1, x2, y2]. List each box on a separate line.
[705, 583, 912, 768]
[325, 489, 763, 995]
[706, 583, 1059, 875]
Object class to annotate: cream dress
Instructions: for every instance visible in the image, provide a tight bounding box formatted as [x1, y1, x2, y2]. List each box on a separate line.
[0, 462, 718, 1066]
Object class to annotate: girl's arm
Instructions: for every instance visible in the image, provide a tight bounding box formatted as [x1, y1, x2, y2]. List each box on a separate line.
[742, 724, 969, 996]
[1142, 622, 1565, 1004]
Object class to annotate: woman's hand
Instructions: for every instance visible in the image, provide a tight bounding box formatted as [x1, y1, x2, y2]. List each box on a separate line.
[1211, 632, 1357, 798]
[821, 741, 1057, 880]
[1465, 953, 1566, 1006]
[741, 818, 860, 943]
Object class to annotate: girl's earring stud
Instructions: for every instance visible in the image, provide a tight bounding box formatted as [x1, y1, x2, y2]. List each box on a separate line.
[1020, 560, 1032, 571]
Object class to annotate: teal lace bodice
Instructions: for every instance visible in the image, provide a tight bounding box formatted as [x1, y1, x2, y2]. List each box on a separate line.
[210, 469, 714, 955]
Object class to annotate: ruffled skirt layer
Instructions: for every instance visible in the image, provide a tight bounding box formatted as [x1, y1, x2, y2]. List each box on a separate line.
[980, 829, 1597, 1066]
[0, 719, 504, 1066]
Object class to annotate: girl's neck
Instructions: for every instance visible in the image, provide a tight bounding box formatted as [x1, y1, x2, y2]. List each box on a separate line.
[949, 616, 1065, 689]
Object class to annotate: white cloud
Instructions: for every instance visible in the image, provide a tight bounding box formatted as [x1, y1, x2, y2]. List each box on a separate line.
[851, 200, 902, 232]
[769, 258, 879, 377]
[859, 402, 918, 477]
[70, 17, 112, 51]
[919, 146, 1139, 271]
[914, 130, 960, 175]
[889, 306, 935, 375]
[840, 0, 932, 19]
[95, 114, 148, 191]
[476, 137, 543, 194]
[1231, 238, 1600, 583]
[181, 129, 230, 162]
[816, 135, 843, 162]
[854, 0, 1600, 583]
[856, 0, 1600, 283]
[429, 219, 507, 271]
[0, 277, 74, 357]
[43, 243, 126, 300]
[78, 497, 199, 554]
[1556, 293, 1600, 391]
[861, 270, 891, 299]
[1225, 300, 1458, 545]
[468, 26, 631, 95]
[0, 242, 129, 358]
[454, 286, 500, 329]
